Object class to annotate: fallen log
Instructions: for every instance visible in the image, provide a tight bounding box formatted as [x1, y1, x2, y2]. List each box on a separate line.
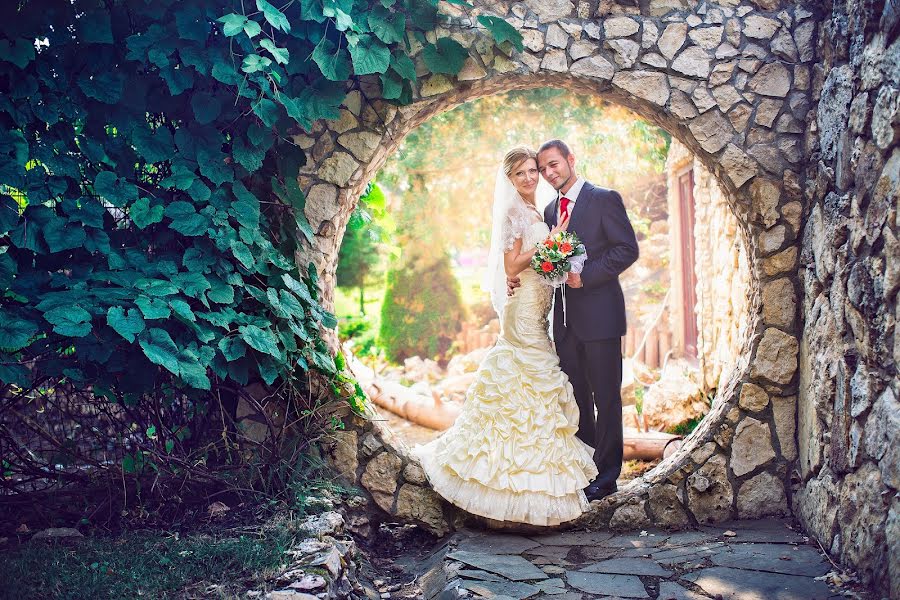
[623, 430, 683, 461]
[363, 379, 461, 431]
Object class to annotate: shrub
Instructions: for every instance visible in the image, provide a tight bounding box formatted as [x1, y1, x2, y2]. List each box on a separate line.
[379, 252, 465, 364]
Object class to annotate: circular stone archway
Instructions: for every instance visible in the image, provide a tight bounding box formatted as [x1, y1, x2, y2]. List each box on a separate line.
[305, 0, 816, 533]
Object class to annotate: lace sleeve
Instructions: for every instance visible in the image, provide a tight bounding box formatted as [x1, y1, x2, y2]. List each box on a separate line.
[501, 205, 532, 252]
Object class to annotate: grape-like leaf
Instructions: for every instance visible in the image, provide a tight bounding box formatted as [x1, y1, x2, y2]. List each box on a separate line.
[139, 328, 180, 375]
[422, 37, 468, 75]
[260, 39, 289, 65]
[44, 306, 92, 337]
[242, 53, 272, 73]
[95, 171, 138, 207]
[130, 197, 164, 229]
[191, 92, 222, 125]
[239, 324, 280, 357]
[0, 317, 38, 351]
[348, 35, 390, 76]
[312, 40, 351, 81]
[256, 0, 291, 32]
[368, 7, 405, 45]
[390, 52, 416, 82]
[217, 14, 247, 36]
[477, 15, 524, 52]
[107, 306, 145, 343]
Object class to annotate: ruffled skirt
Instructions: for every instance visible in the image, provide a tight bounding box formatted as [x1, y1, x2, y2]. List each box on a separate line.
[414, 274, 598, 526]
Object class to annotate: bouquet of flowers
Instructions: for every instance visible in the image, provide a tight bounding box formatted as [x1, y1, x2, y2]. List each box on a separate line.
[531, 231, 587, 287]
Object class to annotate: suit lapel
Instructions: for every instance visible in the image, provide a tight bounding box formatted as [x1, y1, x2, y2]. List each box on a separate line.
[547, 197, 559, 228]
[568, 182, 591, 231]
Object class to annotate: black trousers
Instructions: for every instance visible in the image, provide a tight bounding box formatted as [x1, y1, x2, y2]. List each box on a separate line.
[555, 332, 623, 490]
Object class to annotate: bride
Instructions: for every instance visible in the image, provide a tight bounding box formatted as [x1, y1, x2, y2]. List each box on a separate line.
[414, 146, 598, 526]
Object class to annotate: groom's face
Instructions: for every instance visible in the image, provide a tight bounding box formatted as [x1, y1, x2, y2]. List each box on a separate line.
[537, 148, 576, 191]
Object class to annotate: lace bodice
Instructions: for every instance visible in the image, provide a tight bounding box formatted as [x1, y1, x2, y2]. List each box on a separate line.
[523, 220, 551, 248]
[502, 204, 546, 251]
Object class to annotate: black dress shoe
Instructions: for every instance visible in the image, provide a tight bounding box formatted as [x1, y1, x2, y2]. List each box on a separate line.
[585, 483, 617, 502]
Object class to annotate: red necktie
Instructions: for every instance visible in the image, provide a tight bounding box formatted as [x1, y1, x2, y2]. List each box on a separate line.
[560, 196, 571, 222]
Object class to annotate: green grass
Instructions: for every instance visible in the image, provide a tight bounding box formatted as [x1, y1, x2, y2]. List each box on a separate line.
[0, 527, 296, 600]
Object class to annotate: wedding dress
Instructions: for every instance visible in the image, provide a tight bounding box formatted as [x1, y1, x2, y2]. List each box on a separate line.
[414, 201, 598, 526]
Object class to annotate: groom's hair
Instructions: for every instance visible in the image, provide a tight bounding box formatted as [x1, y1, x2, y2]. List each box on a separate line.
[538, 139, 571, 158]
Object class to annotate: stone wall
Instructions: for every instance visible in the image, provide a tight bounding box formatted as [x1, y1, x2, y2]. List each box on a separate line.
[323, 409, 453, 536]
[795, 1, 899, 597]
[666, 139, 751, 391]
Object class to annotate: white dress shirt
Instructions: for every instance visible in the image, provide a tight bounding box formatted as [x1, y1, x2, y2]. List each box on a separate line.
[558, 176, 586, 222]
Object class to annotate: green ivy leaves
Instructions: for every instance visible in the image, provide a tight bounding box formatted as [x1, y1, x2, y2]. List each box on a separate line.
[348, 35, 391, 76]
[0, 317, 38, 351]
[165, 201, 211, 236]
[107, 307, 146, 343]
[44, 306, 93, 337]
[313, 41, 352, 82]
[259, 39, 289, 65]
[423, 37, 468, 75]
[0, 0, 519, 408]
[218, 14, 260, 38]
[477, 15, 524, 52]
[256, 0, 290, 33]
[95, 172, 138, 207]
[0, 38, 35, 69]
[368, 6, 406, 44]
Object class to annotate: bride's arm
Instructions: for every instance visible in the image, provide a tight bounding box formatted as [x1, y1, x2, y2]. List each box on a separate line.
[504, 237, 536, 277]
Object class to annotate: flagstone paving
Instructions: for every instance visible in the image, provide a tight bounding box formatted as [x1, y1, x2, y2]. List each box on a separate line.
[412, 519, 868, 599]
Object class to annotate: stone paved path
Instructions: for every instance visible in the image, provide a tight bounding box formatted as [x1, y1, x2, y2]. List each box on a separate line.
[392, 519, 869, 600]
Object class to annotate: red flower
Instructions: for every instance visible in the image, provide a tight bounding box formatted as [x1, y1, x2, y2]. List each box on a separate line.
[541, 261, 554, 272]
[544, 239, 555, 248]
[559, 242, 573, 253]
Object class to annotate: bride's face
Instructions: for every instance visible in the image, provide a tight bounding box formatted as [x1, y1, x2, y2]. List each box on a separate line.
[508, 158, 539, 197]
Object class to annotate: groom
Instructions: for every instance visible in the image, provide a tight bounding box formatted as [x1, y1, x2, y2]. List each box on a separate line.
[512, 139, 639, 501]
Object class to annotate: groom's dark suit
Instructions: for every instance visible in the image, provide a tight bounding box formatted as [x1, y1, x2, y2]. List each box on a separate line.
[544, 181, 639, 491]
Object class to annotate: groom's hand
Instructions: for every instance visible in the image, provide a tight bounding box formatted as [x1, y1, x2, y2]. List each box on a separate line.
[507, 276, 521, 296]
[566, 272, 583, 288]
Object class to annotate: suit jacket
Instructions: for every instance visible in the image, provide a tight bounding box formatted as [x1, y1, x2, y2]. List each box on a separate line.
[544, 182, 639, 341]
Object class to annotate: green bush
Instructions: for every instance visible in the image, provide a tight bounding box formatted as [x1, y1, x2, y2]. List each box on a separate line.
[379, 252, 465, 364]
[339, 313, 379, 357]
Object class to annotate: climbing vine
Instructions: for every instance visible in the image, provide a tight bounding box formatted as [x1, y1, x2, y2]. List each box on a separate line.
[0, 0, 520, 490]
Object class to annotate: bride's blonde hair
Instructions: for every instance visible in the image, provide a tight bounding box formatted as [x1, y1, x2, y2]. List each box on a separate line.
[503, 146, 537, 177]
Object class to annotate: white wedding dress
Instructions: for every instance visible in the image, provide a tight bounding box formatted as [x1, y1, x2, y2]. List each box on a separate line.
[415, 205, 598, 526]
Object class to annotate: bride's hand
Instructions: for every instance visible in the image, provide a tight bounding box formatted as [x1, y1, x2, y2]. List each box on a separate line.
[550, 214, 570, 237]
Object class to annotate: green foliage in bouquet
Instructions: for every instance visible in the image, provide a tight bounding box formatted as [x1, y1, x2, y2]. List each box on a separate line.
[379, 252, 465, 364]
[530, 231, 586, 281]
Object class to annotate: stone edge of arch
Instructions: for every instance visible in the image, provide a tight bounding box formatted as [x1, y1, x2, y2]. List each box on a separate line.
[309, 0, 817, 534]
